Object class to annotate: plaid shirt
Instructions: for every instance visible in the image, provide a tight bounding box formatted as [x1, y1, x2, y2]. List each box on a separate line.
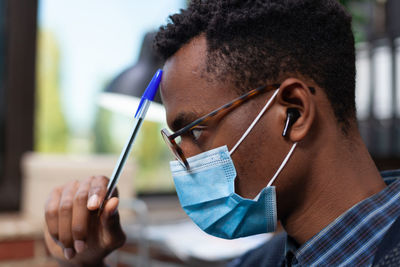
[286, 170, 400, 267]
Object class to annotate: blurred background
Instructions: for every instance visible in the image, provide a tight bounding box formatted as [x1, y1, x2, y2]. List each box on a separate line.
[0, 0, 399, 266]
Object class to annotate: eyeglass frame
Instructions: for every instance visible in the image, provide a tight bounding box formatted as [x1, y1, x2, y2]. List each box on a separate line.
[161, 83, 315, 169]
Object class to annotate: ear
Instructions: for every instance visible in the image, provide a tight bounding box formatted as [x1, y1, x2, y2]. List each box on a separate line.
[276, 78, 316, 142]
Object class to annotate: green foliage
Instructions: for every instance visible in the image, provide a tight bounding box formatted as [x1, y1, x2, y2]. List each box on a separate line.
[339, 0, 371, 43]
[133, 121, 175, 193]
[339, 0, 353, 6]
[94, 108, 116, 153]
[135, 122, 165, 168]
[35, 30, 69, 153]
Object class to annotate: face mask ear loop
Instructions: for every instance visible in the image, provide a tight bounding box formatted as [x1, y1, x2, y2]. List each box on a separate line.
[229, 89, 280, 156]
[266, 142, 297, 188]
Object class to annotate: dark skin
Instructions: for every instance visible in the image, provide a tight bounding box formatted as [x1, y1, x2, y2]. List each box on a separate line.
[161, 35, 387, 245]
[44, 176, 126, 266]
[44, 34, 386, 265]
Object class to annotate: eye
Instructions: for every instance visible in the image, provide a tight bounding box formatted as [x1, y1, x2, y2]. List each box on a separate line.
[191, 128, 203, 140]
[190, 126, 207, 141]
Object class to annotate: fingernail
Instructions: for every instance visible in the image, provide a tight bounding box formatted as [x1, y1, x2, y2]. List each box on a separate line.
[87, 194, 99, 209]
[74, 240, 86, 253]
[63, 248, 75, 260]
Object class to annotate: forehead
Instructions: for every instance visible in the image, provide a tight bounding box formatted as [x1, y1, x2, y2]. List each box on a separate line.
[160, 36, 238, 130]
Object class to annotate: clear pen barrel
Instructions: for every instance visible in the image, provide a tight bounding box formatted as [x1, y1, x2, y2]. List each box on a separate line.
[107, 99, 151, 193]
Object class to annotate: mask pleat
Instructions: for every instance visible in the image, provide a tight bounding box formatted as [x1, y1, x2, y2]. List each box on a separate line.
[183, 195, 240, 230]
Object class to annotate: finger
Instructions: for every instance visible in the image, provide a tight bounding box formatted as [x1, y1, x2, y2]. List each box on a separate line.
[71, 177, 91, 253]
[103, 197, 119, 219]
[44, 225, 65, 261]
[87, 176, 109, 211]
[100, 197, 126, 249]
[45, 187, 62, 240]
[58, 181, 79, 258]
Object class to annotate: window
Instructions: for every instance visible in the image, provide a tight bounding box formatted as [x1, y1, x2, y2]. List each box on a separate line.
[36, 0, 186, 194]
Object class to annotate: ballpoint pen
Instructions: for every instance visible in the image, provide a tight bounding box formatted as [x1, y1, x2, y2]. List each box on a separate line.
[98, 69, 163, 215]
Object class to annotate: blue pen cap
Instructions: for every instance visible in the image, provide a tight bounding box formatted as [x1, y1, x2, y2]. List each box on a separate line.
[142, 69, 163, 101]
[134, 69, 163, 118]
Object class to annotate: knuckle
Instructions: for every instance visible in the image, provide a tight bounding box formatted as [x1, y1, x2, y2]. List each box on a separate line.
[67, 180, 77, 187]
[90, 185, 105, 196]
[93, 175, 109, 185]
[72, 180, 79, 189]
[46, 188, 61, 204]
[84, 176, 93, 184]
[51, 186, 62, 195]
[59, 200, 73, 214]
[74, 191, 88, 204]
[45, 206, 59, 219]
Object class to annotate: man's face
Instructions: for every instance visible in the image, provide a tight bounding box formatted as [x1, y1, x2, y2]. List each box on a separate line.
[160, 35, 295, 199]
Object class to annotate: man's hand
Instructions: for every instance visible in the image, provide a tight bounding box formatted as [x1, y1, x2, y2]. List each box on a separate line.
[44, 176, 126, 266]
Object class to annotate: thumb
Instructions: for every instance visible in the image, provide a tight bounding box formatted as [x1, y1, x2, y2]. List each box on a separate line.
[100, 197, 126, 249]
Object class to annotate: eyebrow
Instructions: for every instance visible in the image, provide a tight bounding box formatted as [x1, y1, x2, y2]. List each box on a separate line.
[170, 112, 200, 132]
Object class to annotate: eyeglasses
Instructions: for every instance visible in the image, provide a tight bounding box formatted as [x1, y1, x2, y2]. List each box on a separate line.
[161, 84, 281, 169]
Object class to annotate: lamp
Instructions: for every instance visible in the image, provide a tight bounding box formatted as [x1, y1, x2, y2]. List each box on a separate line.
[98, 32, 166, 123]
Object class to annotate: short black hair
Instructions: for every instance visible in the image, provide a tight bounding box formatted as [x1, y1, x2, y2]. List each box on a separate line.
[154, 0, 356, 131]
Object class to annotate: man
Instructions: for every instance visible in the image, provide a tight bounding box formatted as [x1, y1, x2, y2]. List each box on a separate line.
[44, 0, 400, 266]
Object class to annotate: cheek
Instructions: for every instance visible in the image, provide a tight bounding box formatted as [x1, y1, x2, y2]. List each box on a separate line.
[179, 137, 206, 158]
[230, 113, 286, 198]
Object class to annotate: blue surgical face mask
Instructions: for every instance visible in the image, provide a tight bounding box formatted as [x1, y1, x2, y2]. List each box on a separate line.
[170, 89, 297, 239]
